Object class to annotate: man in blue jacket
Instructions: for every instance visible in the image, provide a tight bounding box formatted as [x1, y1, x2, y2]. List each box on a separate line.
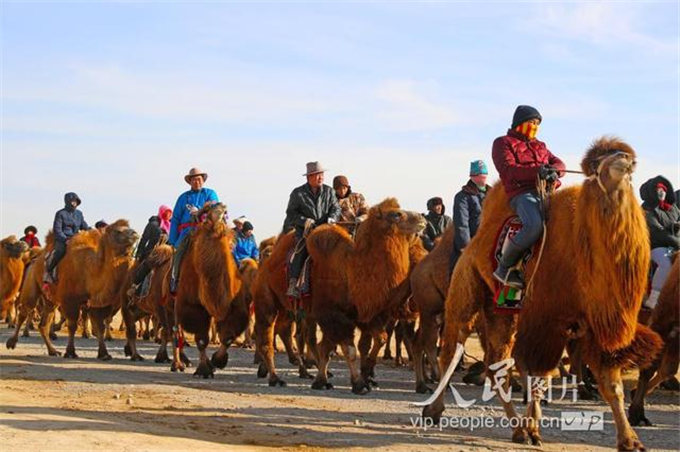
[169, 167, 219, 294]
[232, 221, 260, 266]
[44, 192, 90, 284]
[450, 160, 491, 274]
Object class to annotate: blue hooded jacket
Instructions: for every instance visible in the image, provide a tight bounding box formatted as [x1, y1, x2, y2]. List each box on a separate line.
[232, 231, 260, 266]
[53, 192, 89, 243]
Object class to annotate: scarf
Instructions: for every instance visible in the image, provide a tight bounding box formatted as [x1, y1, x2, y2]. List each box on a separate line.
[656, 183, 673, 211]
[515, 121, 538, 140]
[158, 205, 172, 234]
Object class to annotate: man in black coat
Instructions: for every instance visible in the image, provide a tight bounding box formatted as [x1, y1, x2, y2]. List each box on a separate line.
[422, 197, 452, 252]
[44, 192, 89, 284]
[283, 161, 341, 298]
[450, 160, 491, 274]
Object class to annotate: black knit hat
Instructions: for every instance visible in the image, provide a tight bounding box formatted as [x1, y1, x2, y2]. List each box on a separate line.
[24, 225, 37, 235]
[242, 221, 253, 232]
[511, 105, 542, 128]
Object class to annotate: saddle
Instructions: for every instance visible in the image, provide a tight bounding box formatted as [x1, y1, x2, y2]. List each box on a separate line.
[491, 216, 536, 315]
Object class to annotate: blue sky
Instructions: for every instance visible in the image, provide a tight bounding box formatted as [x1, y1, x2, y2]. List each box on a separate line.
[1, 1, 678, 240]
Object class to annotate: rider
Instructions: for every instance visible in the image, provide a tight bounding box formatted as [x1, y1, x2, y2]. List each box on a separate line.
[130, 205, 173, 297]
[421, 197, 452, 251]
[333, 175, 369, 231]
[491, 105, 565, 289]
[168, 168, 219, 295]
[640, 176, 680, 309]
[232, 221, 260, 266]
[20, 225, 41, 248]
[43, 192, 90, 285]
[284, 161, 341, 298]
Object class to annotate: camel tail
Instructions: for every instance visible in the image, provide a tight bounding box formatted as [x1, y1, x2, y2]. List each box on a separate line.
[412, 343, 464, 407]
[603, 323, 663, 370]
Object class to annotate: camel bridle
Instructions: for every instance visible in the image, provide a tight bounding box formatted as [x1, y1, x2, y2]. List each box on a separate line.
[588, 151, 636, 194]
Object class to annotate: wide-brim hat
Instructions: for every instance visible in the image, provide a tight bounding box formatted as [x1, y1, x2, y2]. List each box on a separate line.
[303, 161, 327, 176]
[184, 167, 208, 184]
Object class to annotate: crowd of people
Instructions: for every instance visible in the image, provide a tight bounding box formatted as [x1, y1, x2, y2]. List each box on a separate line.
[15, 105, 678, 310]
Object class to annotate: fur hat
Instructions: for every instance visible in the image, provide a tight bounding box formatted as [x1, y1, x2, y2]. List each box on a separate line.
[469, 160, 488, 176]
[24, 225, 37, 235]
[511, 105, 542, 128]
[242, 221, 254, 232]
[303, 161, 327, 176]
[184, 167, 208, 184]
[333, 175, 350, 189]
[426, 197, 444, 211]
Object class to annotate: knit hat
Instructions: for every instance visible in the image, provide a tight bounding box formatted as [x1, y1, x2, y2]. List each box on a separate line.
[333, 175, 350, 190]
[469, 160, 488, 176]
[511, 105, 542, 128]
[242, 221, 253, 232]
[95, 220, 108, 229]
[24, 225, 37, 235]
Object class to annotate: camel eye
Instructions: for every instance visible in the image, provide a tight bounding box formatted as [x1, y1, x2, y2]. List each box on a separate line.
[387, 211, 402, 222]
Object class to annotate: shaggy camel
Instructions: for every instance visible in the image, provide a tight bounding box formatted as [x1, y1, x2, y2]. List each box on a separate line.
[420, 137, 663, 451]
[170, 203, 257, 378]
[122, 244, 176, 362]
[304, 198, 426, 393]
[1, 236, 29, 323]
[253, 231, 319, 386]
[50, 220, 137, 359]
[629, 255, 679, 426]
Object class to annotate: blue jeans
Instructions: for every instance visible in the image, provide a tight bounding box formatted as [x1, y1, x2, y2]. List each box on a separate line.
[509, 191, 544, 250]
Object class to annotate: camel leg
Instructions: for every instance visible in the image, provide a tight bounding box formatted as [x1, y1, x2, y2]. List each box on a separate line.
[104, 315, 113, 341]
[383, 320, 395, 360]
[255, 296, 286, 387]
[89, 307, 112, 361]
[194, 334, 214, 379]
[595, 364, 644, 451]
[295, 316, 314, 379]
[122, 304, 144, 361]
[414, 311, 440, 393]
[339, 339, 369, 395]
[6, 304, 30, 351]
[276, 313, 299, 366]
[38, 305, 60, 356]
[360, 324, 387, 387]
[80, 306, 91, 339]
[64, 302, 80, 359]
[21, 309, 33, 338]
[629, 365, 655, 427]
[311, 335, 335, 390]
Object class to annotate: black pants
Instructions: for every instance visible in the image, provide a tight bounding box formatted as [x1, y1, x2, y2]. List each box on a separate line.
[171, 235, 190, 282]
[47, 240, 67, 274]
[133, 259, 153, 295]
[289, 231, 307, 280]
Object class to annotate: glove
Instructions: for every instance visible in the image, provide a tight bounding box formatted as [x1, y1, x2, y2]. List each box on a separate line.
[187, 204, 199, 215]
[327, 218, 336, 225]
[538, 164, 558, 181]
[304, 218, 315, 229]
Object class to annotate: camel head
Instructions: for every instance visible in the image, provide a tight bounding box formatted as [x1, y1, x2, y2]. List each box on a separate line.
[204, 202, 228, 225]
[367, 198, 427, 235]
[101, 219, 138, 256]
[581, 136, 637, 195]
[1, 235, 29, 258]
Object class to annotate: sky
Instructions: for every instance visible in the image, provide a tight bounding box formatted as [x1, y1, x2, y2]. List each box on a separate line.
[1, 1, 679, 241]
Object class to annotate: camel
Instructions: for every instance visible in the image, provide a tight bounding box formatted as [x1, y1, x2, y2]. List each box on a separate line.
[420, 137, 663, 451]
[629, 255, 679, 426]
[122, 244, 175, 362]
[303, 198, 426, 393]
[169, 203, 257, 378]
[1, 236, 29, 323]
[49, 220, 137, 359]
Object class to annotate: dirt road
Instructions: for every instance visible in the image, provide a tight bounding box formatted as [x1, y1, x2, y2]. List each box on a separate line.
[1, 323, 678, 451]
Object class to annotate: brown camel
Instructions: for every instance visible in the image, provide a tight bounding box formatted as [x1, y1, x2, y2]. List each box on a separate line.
[420, 137, 663, 451]
[1, 236, 29, 323]
[50, 220, 137, 359]
[629, 255, 679, 426]
[304, 198, 426, 393]
[252, 231, 318, 386]
[122, 244, 176, 363]
[170, 203, 256, 378]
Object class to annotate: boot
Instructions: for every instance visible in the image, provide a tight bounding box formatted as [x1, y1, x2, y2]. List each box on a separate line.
[493, 240, 526, 289]
[286, 278, 299, 299]
[169, 276, 178, 296]
[643, 290, 660, 310]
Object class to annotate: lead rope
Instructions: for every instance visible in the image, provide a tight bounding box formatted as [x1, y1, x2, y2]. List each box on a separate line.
[524, 177, 553, 299]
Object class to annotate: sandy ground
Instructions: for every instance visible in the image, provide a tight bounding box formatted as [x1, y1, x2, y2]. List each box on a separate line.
[1, 318, 679, 452]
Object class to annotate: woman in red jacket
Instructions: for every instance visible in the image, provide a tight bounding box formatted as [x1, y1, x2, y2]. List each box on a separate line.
[491, 105, 565, 289]
[20, 225, 41, 248]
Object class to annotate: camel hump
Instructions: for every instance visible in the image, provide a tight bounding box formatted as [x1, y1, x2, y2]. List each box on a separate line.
[306, 224, 352, 260]
[147, 244, 174, 267]
[238, 258, 258, 273]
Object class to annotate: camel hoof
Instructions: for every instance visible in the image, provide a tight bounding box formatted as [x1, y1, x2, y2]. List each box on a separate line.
[48, 349, 62, 357]
[257, 363, 268, 379]
[268, 376, 286, 387]
[463, 371, 486, 386]
[366, 377, 379, 388]
[421, 405, 442, 425]
[351, 380, 371, 395]
[383, 351, 393, 361]
[194, 363, 215, 379]
[298, 368, 314, 379]
[124, 344, 132, 357]
[22, 329, 30, 338]
[288, 356, 300, 366]
[98, 352, 112, 361]
[49, 332, 58, 341]
[415, 382, 433, 394]
[142, 332, 150, 341]
[529, 432, 542, 446]
[180, 352, 192, 367]
[170, 361, 185, 372]
[311, 379, 333, 390]
[210, 351, 229, 369]
[154, 355, 171, 364]
[327, 370, 334, 378]
[511, 428, 529, 445]
[81, 333, 90, 339]
[618, 438, 646, 451]
[131, 353, 144, 362]
[6, 336, 18, 349]
[64, 350, 78, 359]
[628, 406, 652, 427]
[578, 385, 599, 401]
